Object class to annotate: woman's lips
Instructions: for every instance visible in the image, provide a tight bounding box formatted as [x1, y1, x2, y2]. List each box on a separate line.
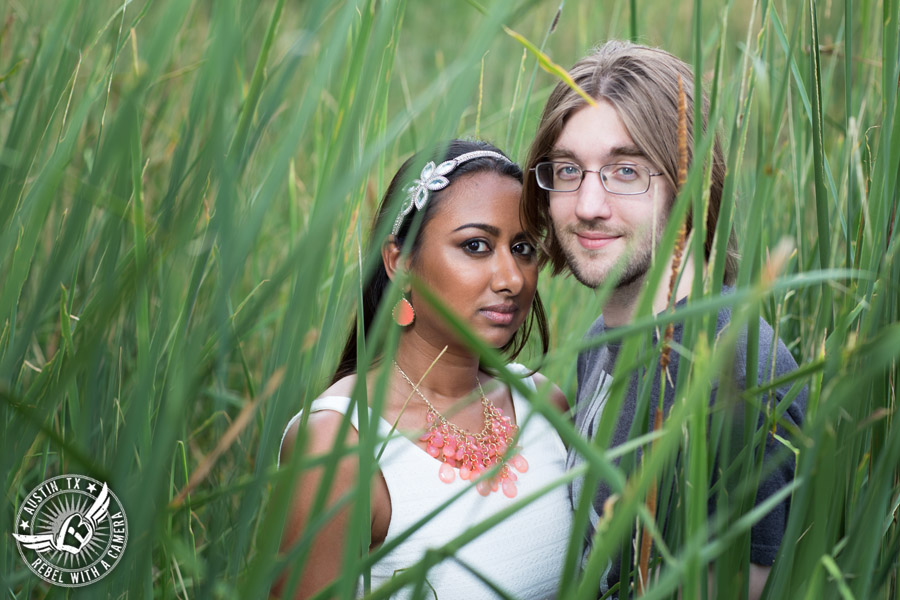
[480, 304, 517, 325]
[576, 232, 620, 250]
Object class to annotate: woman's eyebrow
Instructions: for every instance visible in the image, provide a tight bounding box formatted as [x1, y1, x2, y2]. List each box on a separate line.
[452, 223, 500, 235]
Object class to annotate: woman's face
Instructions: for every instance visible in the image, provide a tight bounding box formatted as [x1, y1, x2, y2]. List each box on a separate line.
[409, 171, 538, 350]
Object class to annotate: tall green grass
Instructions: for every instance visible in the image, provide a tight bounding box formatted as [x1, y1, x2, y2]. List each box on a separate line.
[0, 0, 897, 598]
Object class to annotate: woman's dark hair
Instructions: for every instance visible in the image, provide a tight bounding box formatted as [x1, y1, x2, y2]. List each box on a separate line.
[332, 139, 549, 383]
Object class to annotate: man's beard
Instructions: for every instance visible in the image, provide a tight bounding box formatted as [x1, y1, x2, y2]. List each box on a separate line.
[557, 227, 655, 290]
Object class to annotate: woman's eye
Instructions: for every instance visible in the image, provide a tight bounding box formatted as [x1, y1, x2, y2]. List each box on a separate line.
[463, 239, 490, 253]
[513, 242, 536, 257]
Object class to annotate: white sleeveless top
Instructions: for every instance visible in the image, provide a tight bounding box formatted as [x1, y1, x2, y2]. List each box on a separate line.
[280, 364, 572, 599]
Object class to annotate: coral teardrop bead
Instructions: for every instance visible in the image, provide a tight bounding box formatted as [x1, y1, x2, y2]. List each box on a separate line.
[510, 454, 529, 473]
[438, 462, 456, 484]
[502, 479, 517, 498]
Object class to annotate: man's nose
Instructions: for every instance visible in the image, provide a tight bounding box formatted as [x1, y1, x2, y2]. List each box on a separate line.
[574, 172, 613, 221]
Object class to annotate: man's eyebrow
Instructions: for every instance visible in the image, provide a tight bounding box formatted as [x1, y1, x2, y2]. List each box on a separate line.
[546, 145, 647, 162]
[608, 145, 646, 159]
[452, 223, 500, 235]
[545, 148, 578, 161]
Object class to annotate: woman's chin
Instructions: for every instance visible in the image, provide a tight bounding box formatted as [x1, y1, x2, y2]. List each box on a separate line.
[479, 329, 521, 351]
[421, 318, 525, 355]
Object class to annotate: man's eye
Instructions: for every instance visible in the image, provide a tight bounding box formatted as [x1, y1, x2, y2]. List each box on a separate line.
[611, 165, 638, 180]
[555, 164, 582, 180]
[463, 240, 490, 253]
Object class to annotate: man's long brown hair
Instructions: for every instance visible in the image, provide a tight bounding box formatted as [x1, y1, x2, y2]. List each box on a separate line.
[522, 40, 738, 284]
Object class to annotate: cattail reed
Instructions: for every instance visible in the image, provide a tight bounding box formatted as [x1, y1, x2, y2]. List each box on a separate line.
[637, 74, 690, 597]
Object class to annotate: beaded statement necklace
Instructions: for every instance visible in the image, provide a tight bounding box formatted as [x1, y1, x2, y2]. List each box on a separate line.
[393, 361, 528, 498]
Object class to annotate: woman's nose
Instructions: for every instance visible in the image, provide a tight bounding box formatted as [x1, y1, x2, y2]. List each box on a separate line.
[492, 250, 524, 294]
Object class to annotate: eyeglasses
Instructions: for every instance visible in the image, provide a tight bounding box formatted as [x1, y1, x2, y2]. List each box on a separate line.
[531, 161, 663, 195]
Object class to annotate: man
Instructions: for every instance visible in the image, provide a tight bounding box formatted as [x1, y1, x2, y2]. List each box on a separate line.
[521, 41, 806, 598]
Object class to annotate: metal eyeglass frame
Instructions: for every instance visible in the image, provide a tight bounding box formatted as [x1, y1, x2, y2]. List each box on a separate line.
[530, 161, 664, 195]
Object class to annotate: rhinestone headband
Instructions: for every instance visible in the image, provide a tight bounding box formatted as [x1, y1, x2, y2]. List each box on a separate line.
[391, 150, 513, 236]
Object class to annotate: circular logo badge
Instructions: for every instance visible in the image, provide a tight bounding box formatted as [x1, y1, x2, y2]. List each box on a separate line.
[12, 475, 128, 587]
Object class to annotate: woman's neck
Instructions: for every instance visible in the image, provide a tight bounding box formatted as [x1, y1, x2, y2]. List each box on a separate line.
[392, 331, 483, 403]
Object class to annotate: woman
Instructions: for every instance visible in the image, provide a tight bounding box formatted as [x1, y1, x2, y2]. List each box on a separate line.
[276, 140, 572, 599]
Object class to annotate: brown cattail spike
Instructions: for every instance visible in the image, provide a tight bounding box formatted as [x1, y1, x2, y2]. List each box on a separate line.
[676, 75, 690, 190]
[638, 73, 691, 597]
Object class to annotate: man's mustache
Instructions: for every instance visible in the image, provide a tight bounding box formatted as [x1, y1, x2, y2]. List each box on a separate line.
[567, 224, 627, 237]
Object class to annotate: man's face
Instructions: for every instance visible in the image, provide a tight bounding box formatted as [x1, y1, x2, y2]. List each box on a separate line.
[547, 100, 672, 289]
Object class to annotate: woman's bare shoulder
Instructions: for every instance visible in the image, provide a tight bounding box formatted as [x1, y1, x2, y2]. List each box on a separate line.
[318, 373, 358, 399]
[279, 374, 360, 464]
[531, 371, 569, 412]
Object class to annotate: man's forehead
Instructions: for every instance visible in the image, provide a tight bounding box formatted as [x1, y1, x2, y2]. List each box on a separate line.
[550, 101, 647, 162]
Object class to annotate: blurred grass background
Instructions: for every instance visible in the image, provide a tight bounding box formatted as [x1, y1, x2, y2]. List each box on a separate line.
[0, 0, 897, 598]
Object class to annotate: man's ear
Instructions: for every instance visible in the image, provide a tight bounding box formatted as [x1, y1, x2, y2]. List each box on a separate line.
[382, 235, 408, 282]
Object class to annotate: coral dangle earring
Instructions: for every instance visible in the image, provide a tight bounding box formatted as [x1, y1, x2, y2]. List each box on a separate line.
[393, 296, 415, 326]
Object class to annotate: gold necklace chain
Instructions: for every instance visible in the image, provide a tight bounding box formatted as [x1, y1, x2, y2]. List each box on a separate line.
[393, 360, 526, 496]
[393, 360, 496, 440]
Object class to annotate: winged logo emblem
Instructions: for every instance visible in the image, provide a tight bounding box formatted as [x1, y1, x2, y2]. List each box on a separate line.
[14, 483, 110, 555]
